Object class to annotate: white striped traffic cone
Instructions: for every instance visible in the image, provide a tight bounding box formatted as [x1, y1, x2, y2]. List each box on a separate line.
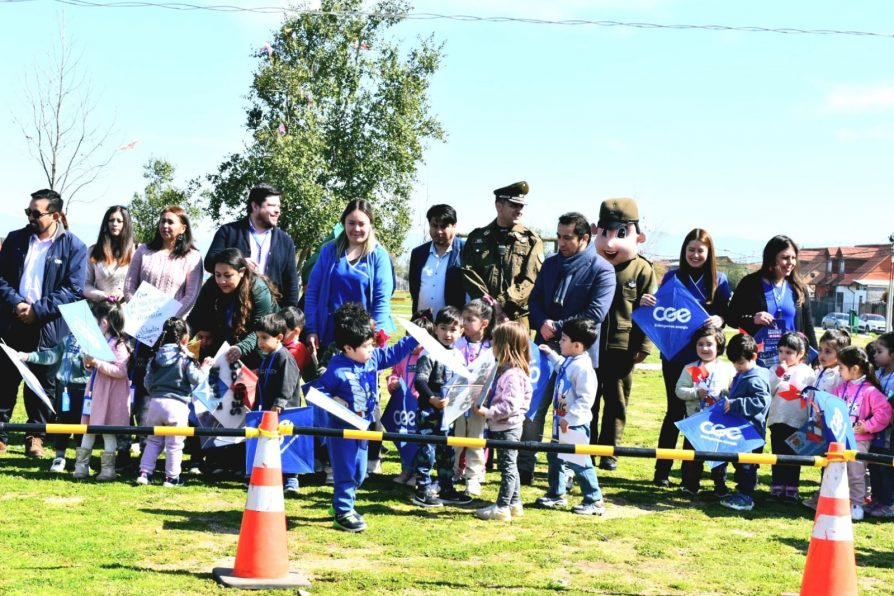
[212, 410, 310, 589]
[799, 441, 857, 596]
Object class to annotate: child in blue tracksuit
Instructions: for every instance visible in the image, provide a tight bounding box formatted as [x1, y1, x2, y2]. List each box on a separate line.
[316, 302, 417, 533]
[719, 333, 772, 512]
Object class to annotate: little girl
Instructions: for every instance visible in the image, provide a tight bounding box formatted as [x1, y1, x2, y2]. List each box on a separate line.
[73, 302, 132, 482]
[386, 313, 432, 486]
[835, 345, 893, 521]
[674, 325, 736, 497]
[452, 299, 494, 496]
[767, 331, 816, 503]
[472, 321, 533, 521]
[867, 333, 894, 518]
[137, 317, 212, 487]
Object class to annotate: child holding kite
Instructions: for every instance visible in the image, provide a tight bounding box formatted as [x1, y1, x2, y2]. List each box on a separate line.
[834, 346, 892, 521]
[674, 325, 736, 497]
[472, 321, 533, 521]
[767, 332, 816, 503]
[73, 301, 132, 482]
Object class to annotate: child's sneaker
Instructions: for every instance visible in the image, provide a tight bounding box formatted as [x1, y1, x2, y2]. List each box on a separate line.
[536, 495, 568, 508]
[283, 477, 300, 495]
[769, 485, 784, 500]
[324, 466, 334, 485]
[679, 486, 699, 499]
[713, 485, 731, 499]
[475, 504, 511, 521]
[135, 471, 151, 486]
[572, 500, 605, 516]
[162, 476, 184, 488]
[367, 459, 382, 475]
[720, 492, 754, 511]
[412, 490, 444, 508]
[851, 504, 864, 521]
[333, 510, 367, 532]
[782, 487, 801, 504]
[510, 502, 524, 518]
[49, 457, 66, 473]
[439, 488, 473, 505]
[869, 504, 894, 518]
[465, 477, 482, 497]
[864, 500, 880, 514]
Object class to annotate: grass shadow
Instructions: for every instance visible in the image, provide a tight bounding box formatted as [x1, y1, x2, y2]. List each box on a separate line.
[101, 562, 213, 581]
[139, 507, 242, 533]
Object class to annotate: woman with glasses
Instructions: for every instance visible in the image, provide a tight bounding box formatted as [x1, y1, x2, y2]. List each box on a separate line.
[84, 206, 135, 303]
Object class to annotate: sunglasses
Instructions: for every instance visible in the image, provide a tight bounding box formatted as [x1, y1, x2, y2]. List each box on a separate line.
[25, 209, 55, 219]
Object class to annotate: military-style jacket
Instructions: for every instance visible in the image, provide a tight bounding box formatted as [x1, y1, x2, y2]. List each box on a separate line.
[602, 254, 657, 355]
[461, 220, 544, 321]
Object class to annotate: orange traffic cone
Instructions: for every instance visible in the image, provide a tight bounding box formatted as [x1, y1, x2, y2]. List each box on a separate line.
[799, 441, 858, 596]
[213, 410, 310, 589]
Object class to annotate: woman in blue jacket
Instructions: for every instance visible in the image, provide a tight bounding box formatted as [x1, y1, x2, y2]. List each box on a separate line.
[305, 200, 396, 354]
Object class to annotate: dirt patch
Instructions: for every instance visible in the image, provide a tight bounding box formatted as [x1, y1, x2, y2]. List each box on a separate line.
[43, 496, 85, 506]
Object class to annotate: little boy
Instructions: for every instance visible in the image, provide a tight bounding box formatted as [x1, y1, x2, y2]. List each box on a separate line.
[281, 306, 313, 376]
[255, 313, 304, 495]
[719, 333, 772, 512]
[413, 306, 473, 507]
[316, 302, 418, 532]
[535, 318, 605, 515]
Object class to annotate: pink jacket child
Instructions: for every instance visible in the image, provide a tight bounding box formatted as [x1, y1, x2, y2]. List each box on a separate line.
[834, 378, 893, 442]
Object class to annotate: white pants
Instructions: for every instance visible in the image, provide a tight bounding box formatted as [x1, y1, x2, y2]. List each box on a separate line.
[453, 412, 486, 480]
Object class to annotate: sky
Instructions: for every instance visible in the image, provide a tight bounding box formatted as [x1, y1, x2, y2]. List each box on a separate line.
[1, 0, 893, 263]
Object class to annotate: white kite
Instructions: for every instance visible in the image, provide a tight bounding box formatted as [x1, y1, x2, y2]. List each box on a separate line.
[396, 317, 473, 380]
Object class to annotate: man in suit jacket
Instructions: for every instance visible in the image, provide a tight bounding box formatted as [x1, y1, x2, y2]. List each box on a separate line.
[205, 183, 299, 307]
[0, 189, 87, 456]
[408, 204, 466, 315]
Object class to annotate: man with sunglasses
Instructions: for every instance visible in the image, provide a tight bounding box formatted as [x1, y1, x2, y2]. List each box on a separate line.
[0, 189, 87, 457]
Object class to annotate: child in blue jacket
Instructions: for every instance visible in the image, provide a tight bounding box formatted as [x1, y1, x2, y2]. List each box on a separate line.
[316, 303, 417, 533]
[719, 333, 772, 512]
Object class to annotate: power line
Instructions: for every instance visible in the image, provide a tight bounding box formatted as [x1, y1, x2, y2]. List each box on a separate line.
[3, 1, 894, 40]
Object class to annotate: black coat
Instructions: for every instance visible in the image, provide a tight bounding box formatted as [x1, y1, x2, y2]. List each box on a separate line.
[728, 271, 818, 350]
[408, 237, 466, 315]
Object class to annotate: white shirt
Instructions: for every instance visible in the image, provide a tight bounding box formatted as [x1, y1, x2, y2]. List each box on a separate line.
[248, 221, 272, 275]
[19, 234, 53, 304]
[417, 242, 452, 314]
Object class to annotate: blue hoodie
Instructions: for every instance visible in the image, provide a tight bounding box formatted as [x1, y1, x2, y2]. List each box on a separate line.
[144, 344, 207, 403]
[726, 365, 772, 438]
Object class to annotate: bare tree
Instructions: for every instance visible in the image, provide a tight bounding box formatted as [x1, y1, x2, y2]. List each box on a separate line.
[14, 19, 117, 211]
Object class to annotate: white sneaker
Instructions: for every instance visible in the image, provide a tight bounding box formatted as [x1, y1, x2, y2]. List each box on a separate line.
[510, 502, 524, 518]
[367, 459, 382, 474]
[851, 504, 864, 521]
[475, 504, 512, 521]
[49, 457, 66, 473]
[465, 477, 482, 497]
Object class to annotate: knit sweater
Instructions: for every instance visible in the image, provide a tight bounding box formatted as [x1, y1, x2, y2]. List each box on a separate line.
[768, 362, 817, 428]
[124, 245, 203, 317]
[675, 359, 737, 417]
[484, 366, 533, 432]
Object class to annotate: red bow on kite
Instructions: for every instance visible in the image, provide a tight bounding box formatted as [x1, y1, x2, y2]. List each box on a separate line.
[778, 384, 807, 408]
[688, 365, 708, 384]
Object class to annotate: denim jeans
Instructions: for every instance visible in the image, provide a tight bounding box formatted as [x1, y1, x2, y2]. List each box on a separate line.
[490, 426, 522, 507]
[546, 424, 603, 503]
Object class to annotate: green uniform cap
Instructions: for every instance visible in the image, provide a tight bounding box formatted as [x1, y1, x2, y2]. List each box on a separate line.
[597, 197, 639, 230]
[493, 181, 529, 205]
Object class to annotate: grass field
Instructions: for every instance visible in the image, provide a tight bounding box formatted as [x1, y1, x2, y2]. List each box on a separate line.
[1, 294, 892, 595]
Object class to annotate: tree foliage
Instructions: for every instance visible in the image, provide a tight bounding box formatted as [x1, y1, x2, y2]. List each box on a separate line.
[207, 0, 444, 257]
[129, 159, 204, 244]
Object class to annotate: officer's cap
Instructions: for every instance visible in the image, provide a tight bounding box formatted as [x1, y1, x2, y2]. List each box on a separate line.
[493, 181, 529, 205]
[597, 198, 639, 230]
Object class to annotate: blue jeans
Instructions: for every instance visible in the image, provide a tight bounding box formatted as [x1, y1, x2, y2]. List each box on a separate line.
[490, 426, 522, 507]
[546, 424, 603, 503]
[326, 415, 369, 515]
[718, 446, 762, 496]
[413, 408, 455, 493]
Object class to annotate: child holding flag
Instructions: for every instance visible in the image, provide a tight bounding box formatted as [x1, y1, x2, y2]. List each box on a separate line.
[718, 333, 772, 512]
[535, 318, 605, 515]
[674, 325, 736, 497]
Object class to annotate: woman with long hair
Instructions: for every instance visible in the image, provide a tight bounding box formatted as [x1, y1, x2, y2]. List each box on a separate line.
[304, 199, 396, 353]
[640, 228, 733, 487]
[85, 205, 135, 303]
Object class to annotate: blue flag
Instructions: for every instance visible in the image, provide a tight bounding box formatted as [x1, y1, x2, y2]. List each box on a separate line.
[631, 276, 710, 361]
[381, 378, 419, 470]
[245, 407, 315, 475]
[675, 405, 765, 468]
[808, 388, 858, 449]
[526, 341, 553, 421]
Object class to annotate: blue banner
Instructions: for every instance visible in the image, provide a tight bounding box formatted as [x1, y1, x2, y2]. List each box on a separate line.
[245, 407, 315, 474]
[675, 405, 765, 468]
[526, 341, 553, 421]
[381, 378, 419, 469]
[631, 276, 710, 361]
[807, 388, 858, 449]
[754, 324, 783, 370]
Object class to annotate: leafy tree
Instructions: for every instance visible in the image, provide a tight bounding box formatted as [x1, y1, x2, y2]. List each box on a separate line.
[129, 159, 204, 244]
[207, 0, 444, 258]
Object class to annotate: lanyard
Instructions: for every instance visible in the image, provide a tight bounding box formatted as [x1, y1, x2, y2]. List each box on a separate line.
[880, 370, 894, 397]
[255, 351, 276, 409]
[459, 339, 488, 365]
[839, 381, 866, 420]
[248, 222, 270, 263]
[771, 280, 787, 316]
[688, 274, 707, 302]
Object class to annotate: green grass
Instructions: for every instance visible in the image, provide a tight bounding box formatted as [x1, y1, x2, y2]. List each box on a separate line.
[1, 294, 892, 594]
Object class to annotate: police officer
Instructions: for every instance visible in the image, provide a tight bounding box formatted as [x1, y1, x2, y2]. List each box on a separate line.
[461, 182, 544, 328]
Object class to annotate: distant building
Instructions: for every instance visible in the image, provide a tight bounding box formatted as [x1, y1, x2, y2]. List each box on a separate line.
[800, 244, 892, 317]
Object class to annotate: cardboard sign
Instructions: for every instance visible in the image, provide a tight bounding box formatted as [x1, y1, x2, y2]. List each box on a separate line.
[0, 342, 55, 414]
[123, 282, 182, 347]
[58, 300, 116, 361]
[442, 353, 497, 426]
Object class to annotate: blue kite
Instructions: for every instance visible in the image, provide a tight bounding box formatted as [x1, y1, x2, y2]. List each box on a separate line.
[676, 404, 765, 468]
[526, 340, 553, 421]
[632, 276, 710, 361]
[245, 407, 315, 475]
[381, 378, 419, 470]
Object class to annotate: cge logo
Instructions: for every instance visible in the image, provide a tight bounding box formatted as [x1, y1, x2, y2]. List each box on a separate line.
[653, 306, 692, 323]
[699, 421, 744, 441]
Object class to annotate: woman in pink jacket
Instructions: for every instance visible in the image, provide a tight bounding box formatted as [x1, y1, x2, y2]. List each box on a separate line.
[834, 346, 893, 521]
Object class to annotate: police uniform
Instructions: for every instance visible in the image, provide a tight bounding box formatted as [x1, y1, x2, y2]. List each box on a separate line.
[461, 182, 544, 328]
[590, 199, 657, 468]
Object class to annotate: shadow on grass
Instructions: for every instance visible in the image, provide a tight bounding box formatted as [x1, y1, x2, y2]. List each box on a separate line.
[100, 562, 213, 581]
[775, 532, 894, 570]
[139, 507, 242, 533]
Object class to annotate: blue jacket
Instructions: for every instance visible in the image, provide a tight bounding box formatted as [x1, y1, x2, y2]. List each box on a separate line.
[408, 237, 466, 314]
[0, 225, 87, 348]
[204, 218, 299, 307]
[528, 243, 615, 367]
[304, 241, 396, 348]
[726, 366, 772, 438]
[317, 336, 418, 416]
